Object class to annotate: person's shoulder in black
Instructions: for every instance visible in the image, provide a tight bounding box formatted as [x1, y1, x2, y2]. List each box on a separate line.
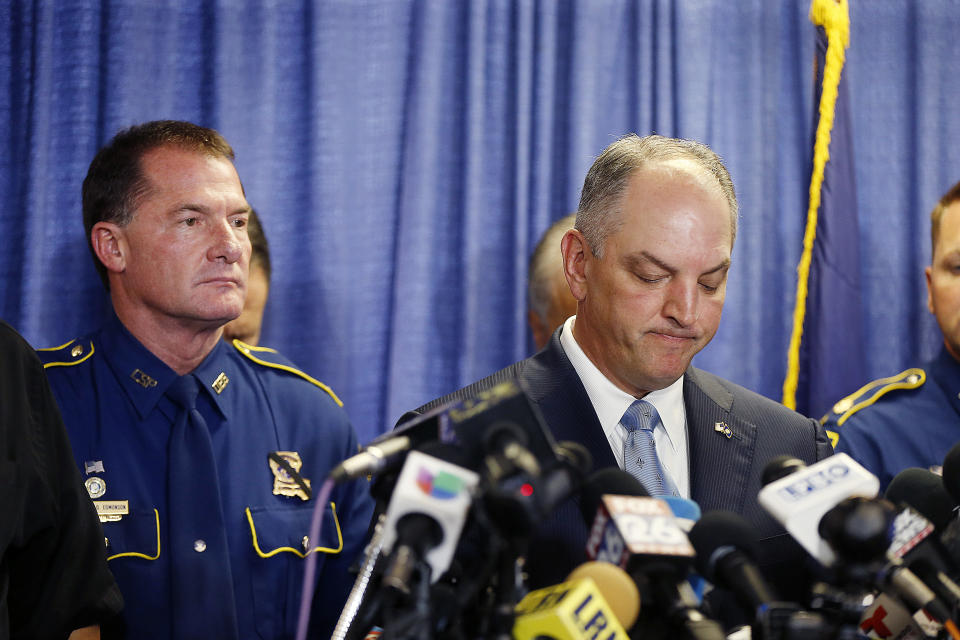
[0, 320, 123, 638]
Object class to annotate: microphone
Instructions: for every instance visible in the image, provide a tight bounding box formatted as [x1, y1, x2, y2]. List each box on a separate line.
[512, 573, 631, 640]
[884, 468, 960, 614]
[378, 449, 479, 586]
[578, 470, 724, 639]
[332, 379, 564, 483]
[817, 496, 956, 628]
[943, 442, 960, 506]
[565, 562, 641, 630]
[688, 510, 778, 615]
[886, 467, 957, 531]
[758, 452, 880, 566]
[330, 435, 414, 482]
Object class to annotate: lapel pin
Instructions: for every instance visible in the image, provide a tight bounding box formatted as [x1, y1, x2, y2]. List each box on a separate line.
[130, 368, 157, 389]
[714, 421, 733, 439]
[212, 372, 229, 394]
[84, 460, 105, 474]
[85, 476, 107, 499]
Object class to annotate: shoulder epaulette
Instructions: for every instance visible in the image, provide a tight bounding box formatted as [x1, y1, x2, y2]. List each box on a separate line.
[230, 339, 343, 407]
[821, 367, 926, 429]
[36, 338, 96, 369]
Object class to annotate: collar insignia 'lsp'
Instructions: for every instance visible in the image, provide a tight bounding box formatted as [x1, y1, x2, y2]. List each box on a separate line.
[270, 451, 311, 501]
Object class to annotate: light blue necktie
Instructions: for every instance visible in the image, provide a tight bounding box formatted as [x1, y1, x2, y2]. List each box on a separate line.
[622, 399, 679, 496]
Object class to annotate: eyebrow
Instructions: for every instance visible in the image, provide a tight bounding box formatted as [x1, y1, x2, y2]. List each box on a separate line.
[177, 203, 252, 216]
[624, 251, 731, 276]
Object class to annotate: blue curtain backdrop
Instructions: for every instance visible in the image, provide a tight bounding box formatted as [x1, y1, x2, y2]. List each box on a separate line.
[3, 1, 959, 445]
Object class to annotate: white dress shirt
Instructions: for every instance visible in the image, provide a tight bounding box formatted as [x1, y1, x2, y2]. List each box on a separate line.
[559, 316, 690, 498]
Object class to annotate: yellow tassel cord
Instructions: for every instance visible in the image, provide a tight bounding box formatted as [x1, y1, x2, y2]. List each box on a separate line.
[782, 0, 851, 409]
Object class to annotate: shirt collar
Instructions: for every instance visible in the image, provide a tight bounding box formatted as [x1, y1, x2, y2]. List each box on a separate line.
[99, 312, 234, 420]
[192, 339, 236, 420]
[99, 311, 178, 420]
[559, 316, 686, 454]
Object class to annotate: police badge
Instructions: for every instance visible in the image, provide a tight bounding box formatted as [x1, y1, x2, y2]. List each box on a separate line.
[268, 451, 312, 501]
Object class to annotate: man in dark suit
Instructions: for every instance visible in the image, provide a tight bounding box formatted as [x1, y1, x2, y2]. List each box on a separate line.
[404, 134, 833, 599]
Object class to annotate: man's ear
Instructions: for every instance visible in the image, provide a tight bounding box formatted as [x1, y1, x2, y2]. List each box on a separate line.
[561, 228, 589, 301]
[926, 265, 936, 315]
[90, 222, 127, 274]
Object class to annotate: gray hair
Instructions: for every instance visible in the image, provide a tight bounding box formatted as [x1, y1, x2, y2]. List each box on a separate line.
[576, 133, 738, 257]
[528, 213, 576, 319]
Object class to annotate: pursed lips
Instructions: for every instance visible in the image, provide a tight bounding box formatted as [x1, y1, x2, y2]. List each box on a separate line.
[198, 275, 242, 287]
[648, 329, 697, 342]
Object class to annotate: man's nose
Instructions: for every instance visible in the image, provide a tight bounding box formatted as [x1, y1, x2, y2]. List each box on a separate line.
[208, 220, 244, 263]
[663, 279, 698, 326]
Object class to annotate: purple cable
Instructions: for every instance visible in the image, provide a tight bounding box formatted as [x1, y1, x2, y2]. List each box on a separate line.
[295, 476, 335, 640]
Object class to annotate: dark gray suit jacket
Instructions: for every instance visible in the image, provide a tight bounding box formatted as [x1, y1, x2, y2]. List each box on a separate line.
[404, 328, 834, 594]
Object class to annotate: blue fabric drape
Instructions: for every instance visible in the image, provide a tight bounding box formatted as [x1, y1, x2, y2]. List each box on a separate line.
[3, 1, 960, 445]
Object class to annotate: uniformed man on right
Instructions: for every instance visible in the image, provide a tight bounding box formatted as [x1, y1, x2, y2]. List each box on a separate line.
[826, 179, 960, 490]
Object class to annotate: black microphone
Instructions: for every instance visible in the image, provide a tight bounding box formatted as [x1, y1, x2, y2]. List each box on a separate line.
[943, 442, 960, 506]
[332, 379, 564, 483]
[688, 510, 778, 615]
[818, 495, 955, 627]
[329, 433, 416, 482]
[885, 467, 960, 615]
[886, 467, 957, 531]
[937, 444, 960, 565]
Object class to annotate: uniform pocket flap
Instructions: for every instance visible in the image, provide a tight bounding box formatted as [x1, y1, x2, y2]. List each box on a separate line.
[245, 503, 343, 558]
[104, 507, 161, 561]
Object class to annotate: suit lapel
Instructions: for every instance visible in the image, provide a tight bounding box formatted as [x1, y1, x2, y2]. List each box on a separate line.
[685, 366, 759, 514]
[520, 331, 617, 471]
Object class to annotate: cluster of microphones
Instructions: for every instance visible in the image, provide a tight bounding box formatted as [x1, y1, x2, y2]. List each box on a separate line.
[315, 380, 960, 640]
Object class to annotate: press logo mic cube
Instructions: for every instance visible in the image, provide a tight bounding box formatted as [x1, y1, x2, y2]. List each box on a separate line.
[585, 495, 694, 568]
[758, 453, 879, 566]
[380, 450, 479, 581]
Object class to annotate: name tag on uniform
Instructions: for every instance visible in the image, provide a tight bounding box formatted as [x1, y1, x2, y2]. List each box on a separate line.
[94, 500, 129, 523]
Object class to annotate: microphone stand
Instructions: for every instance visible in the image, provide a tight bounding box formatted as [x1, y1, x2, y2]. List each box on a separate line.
[333, 512, 387, 640]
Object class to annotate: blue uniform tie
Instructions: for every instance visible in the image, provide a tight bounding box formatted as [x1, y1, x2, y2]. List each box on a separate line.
[622, 399, 679, 497]
[166, 374, 239, 639]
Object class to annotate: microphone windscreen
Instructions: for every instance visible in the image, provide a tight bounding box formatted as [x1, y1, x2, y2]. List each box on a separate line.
[761, 455, 807, 487]
[578, 468, 648, 525]
[687, 510, 759, 581]
[565, 561, 640, 629]
[942, 442, 960, 506]
[885, 467, 955, 530]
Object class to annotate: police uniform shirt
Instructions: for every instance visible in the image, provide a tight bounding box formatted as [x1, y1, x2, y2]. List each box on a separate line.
[38, 312, 374, 639]
[826, 347, 960, 491]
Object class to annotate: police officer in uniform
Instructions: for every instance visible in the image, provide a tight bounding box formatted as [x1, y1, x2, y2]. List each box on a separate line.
[825, 179, 960, 491]
[38, 121, 373, 639]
